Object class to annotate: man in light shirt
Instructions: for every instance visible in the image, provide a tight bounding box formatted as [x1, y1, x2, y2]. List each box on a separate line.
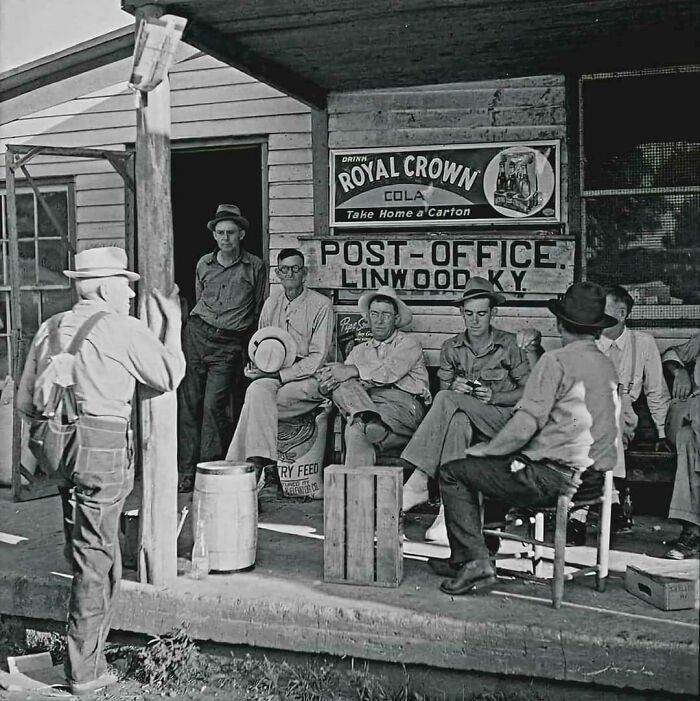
[597, 284, 671, 451]
[226, 248, 333, 469]
[316, 286, 430, 467]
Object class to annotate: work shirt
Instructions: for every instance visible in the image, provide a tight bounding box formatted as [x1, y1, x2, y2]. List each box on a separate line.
[17, 300, 186, 421]
[438, 327, 531, 401]
[190, 249, 266, 332]
[597, 329, 670, 436]
[663, 333, 700, 390]
[258, 286, 333, 384]
[345, 330, 431, 404]
[516, 340, 620, 472]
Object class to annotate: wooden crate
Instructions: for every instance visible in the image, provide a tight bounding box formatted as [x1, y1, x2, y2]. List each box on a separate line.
[324, 464, 403, 587]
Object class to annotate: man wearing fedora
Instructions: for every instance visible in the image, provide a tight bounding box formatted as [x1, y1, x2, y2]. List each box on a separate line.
[316, 286, 430, 467]
[226, 248, 333, 470]
[17, 247, 185, 695]
[178, 204, 266, 492]
[399, 277, 542, 543]
[430, 282, 620, 595]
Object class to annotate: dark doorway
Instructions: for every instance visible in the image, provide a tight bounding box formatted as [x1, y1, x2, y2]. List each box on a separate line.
[171, 145, 264, 313]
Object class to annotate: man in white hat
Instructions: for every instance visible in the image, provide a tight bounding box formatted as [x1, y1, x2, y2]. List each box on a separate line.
[226, 248, 333, 471]
[177, 204, 266, 492]
[400, 277, 542, 543]
[316, 286, 430, 467]
[17, 246, 185, 695]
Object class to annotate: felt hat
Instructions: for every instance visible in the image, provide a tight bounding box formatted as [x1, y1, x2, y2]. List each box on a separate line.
[63, 247, 139, 281]
[248, 326, 297, 373]
[358, 286, 412, 328]
[453, 277, 505, 306]
[547, 282, 618, 330]
[207, 204, 249, 232]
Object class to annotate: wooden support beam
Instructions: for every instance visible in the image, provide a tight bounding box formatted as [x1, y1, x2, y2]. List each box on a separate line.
[311, 108, 329, 237]
[134, 4, 178, 586]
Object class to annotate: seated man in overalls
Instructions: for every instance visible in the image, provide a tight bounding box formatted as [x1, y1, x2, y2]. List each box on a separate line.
[316, 286, 430, 467]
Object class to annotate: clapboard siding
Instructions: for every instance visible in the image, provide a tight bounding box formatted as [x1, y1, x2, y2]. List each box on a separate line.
[0, 48, 313, 253]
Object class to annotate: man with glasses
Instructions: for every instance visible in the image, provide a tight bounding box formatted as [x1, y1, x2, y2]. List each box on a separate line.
[400, 278, 541, 544]
[226, 248, 333, 471]
[316, 286, 430, 468]
[177, 204, 265, 493]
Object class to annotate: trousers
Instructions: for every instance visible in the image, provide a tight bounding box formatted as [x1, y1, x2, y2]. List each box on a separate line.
[667, 395, 700, 527]
[178, 315, 250, 476]
[59, 415, 133, 685]
[332, 380, 426, 467]
[226, 376, 325, 463]
[440, 454, 576, 563]
[401, 390, 513, 477]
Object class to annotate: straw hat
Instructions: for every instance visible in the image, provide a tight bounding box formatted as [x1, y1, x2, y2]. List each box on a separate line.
[63, 247, 139, 281]
[358, 286, 412, 328]
[248, 326, 297, 373]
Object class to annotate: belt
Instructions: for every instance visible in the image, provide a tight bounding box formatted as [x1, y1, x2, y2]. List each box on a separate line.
[190, 315, 249, 339]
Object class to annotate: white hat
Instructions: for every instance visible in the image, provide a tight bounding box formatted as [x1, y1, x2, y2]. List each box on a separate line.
[358, 286, 412, 328]
[64, 247, 139, 281]
[248, 326, 297, 373]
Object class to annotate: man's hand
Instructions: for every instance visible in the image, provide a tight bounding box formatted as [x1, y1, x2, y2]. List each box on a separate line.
[671, 368, 692, 400]
[516, 328, 542, 350]
[244, 363, 279, 381]
[142, 285, 181, 339]
[465, 441, 490, 457]
[473, 384, 493, 404]
[654, 437, 673, 453]
[316, 362, 359, 394]
[450, 377, 473, 394]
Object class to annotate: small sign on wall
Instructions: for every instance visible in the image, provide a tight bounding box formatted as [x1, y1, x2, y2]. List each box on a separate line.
[330, 141, 560, 228]
[302, 235, 574, 295]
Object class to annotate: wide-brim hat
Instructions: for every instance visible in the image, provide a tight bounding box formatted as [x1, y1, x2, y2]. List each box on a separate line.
[64, 246, 139, 281]
[547, 281, 618, 330]
[248, 326, 297, 373]
[207, 204, 249, 232]
[358, 286, 412, 328]
[454, 276, 505, 306]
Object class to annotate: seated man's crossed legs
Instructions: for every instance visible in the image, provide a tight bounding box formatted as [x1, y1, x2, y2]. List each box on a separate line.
[400, 389, 513, 511]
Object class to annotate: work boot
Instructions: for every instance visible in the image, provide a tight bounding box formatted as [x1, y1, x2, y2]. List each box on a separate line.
[440, 559, 497, 596]
[665, 526, 700, 560]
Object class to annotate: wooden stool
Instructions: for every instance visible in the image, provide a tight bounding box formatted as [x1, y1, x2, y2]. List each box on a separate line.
[323, 464, 403, 587]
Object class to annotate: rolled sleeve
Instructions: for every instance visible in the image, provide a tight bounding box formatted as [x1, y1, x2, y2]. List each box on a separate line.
[508, 345, 532, 388]
[346, 340, 424, 386]
[515, 354, 563, 429]
[437, 341, 458, 386]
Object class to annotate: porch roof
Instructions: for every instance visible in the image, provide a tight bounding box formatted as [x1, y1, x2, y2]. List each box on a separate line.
[122, 0, 700, 107]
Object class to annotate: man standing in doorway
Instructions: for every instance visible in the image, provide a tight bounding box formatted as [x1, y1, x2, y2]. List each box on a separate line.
[178, 204, 266, 492]
[17, 247, 185, 695]
[226, 248, 333, 468]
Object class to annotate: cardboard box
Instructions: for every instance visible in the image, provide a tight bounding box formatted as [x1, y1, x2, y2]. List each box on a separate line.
[625, 565, 699, 611]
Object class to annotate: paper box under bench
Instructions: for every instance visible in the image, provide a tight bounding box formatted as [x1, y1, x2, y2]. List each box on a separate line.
[324, 464, 403, 587]
[625, 565, 699, 611]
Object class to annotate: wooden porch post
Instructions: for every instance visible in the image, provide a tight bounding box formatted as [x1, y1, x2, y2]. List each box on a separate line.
[134, 4, 178, 585]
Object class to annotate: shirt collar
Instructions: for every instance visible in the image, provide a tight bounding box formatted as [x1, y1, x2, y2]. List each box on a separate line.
[282, 286, 308, 309]
[205, 249, 252, 267]
[72, 299, 115, 315]
[599, 327, 628, 351]
[370, 329, 399, 347]
[457, 327, 504, 354]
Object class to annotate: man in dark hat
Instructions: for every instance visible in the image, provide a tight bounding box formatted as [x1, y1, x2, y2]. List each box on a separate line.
[177, 204, 266, 492]
[431, 281, 620, 596]
[400, 278, 542, 537]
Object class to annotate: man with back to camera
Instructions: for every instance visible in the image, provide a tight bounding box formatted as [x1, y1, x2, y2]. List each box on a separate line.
[177, 204, 266, 493]
[226, 247, 333, 470]
[316, 286, 430, 467]
[429, 282, 620, 595]
[17, 247, 185, 695]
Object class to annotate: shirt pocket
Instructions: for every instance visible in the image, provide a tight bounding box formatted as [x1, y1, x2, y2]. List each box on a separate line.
[479, 367, 508, 383]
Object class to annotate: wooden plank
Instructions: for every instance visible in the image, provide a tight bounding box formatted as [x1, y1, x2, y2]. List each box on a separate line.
[267, 149, 312, 166]
[345, 470, 375, 584]
[269, 132, 313, 150]
[311, 107, 329, 237]
[269, 215, 314, 234]
[323, 466, 346, 582]
[374, 470, 402, 587]
[134, 4, 178, 587]
[268, 163, 313, 183]
[269, 199, 313, 216]
[269, 183, 314, 199]
[76, 223, 125, 241]
[75, 188, 126, 207]
[76, 204, 125, 224]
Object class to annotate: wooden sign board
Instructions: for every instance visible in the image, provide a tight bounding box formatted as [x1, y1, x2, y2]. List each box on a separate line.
[301, 235, 574, 295]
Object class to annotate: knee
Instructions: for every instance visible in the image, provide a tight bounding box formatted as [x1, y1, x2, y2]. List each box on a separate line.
[433, 390, 455, 409]
[246, 378, 278, 401]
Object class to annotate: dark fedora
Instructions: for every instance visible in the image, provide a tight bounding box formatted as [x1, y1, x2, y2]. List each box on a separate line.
[547, 282, 618, 330]
[207, 204, 249, 232]
[454, 276, 506, 306]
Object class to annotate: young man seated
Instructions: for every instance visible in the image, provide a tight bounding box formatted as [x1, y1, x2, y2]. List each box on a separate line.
[430, 282, 620, 595]
[662, 333, 700, 559]
[316, 286, 430, 467]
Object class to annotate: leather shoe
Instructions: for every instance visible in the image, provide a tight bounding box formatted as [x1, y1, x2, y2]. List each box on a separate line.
[428, 557, 463, 577]
[439, 559, 497, 596]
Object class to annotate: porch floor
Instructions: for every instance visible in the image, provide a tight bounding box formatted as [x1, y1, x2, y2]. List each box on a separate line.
[0, 485, 697, 696]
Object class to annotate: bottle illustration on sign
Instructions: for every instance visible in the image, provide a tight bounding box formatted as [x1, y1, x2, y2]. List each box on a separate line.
[494, 152, 541, 214]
